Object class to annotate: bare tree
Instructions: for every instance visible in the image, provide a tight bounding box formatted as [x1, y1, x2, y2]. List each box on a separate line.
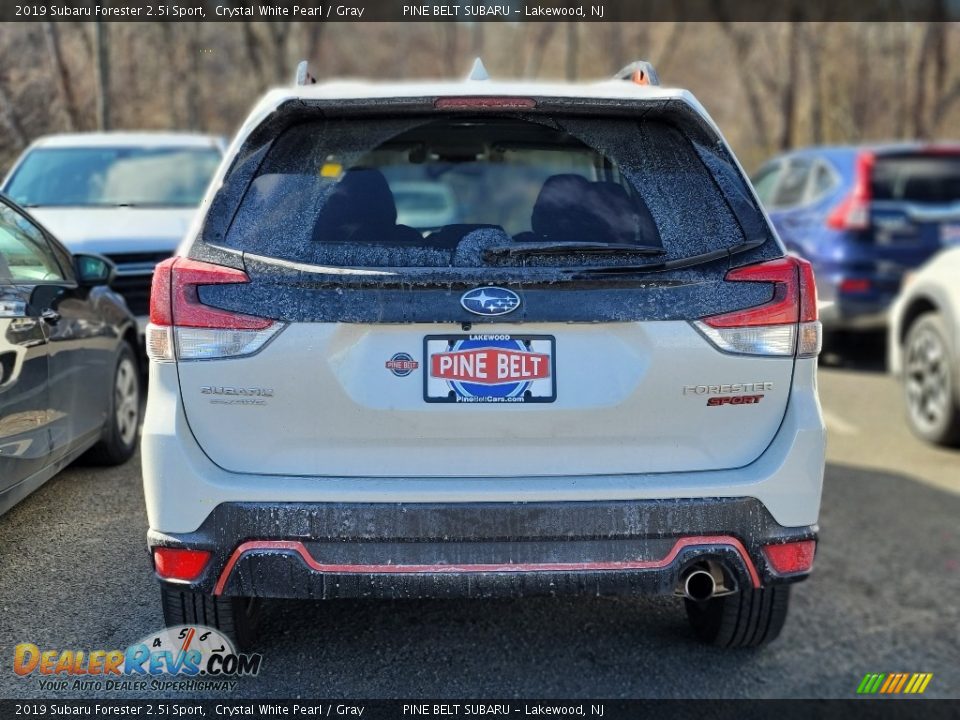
[717, 21, 772, 151]
[442, 23, 458, 75]
[2, 21, 960, 172]
[914, 13, 960, 137]
[523, 24, 557, 78]
[160, 21, 183, 127]
[266, 23, 293, 83]
[184, 23, 203, 130]
[0, 75, 27, 149]
[302, 21, 324, 73]
[94, 19, 110, 130]
[777, 23, 801, 150]
[803, 24, 825, 144]
[43, 22, 80, 130]
[242, 23, 270, 90]
[471, 22, 484, 59]
[608, 23, 624, 71]
[651, 23, 684, 74]
[565, 23, 579, 80]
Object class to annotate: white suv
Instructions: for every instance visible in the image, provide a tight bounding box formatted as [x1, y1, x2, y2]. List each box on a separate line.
[142, 61, 825, 648]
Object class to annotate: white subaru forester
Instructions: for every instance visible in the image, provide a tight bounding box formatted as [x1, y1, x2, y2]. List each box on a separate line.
[142, 61, 826, 648]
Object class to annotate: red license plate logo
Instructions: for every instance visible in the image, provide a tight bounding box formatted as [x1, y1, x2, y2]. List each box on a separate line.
[423, 335, 556, 404]
[431, 347, 550, 385]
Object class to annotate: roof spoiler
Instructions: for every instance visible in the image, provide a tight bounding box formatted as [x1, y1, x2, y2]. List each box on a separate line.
[613, 60, 660, 86]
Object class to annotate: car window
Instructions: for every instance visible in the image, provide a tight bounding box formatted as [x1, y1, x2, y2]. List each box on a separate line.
[810, 161, 838, 201]
[750, 163, 782, 205]
[770, 159, 812, 208]
[4, 146, 222, 208]
[0, 203, 64, 283]
[871, 155, 960, 204]
[222, 115, 757, 270]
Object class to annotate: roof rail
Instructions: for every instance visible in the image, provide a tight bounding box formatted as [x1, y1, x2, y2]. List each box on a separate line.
[613, 60, 660, 86]
[294, 60, 317, 86]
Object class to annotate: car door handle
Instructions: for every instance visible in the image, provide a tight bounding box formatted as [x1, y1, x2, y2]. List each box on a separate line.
[41, 308, 61, 324]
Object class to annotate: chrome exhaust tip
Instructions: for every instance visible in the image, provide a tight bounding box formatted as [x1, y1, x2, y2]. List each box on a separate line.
[683, 569, 717, 602]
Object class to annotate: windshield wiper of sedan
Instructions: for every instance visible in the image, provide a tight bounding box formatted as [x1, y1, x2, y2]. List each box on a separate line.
[482, 241, 667, 260]
[562, 238, 769, 277]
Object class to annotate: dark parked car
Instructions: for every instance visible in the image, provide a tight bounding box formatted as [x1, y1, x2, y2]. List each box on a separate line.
[752, 144, 960, 344]
[0, 195, 141, 515]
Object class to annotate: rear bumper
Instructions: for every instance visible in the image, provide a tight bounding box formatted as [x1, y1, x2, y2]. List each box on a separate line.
[814, 267, 899, 331]
[149, 498, 816, 599]
[142, 355, 825, 599]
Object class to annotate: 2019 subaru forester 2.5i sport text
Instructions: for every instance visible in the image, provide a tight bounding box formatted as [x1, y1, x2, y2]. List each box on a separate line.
[142, 61, 826, 649]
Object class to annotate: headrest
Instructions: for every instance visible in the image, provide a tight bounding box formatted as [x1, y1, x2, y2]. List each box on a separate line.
[313, 168, 397, 242]
[530, 174, 593, 239]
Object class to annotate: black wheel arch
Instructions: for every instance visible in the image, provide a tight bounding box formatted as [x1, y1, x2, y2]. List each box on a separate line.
[899, 295, 939, 346]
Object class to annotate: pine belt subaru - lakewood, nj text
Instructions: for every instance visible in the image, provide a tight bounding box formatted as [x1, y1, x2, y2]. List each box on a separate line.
[141, 60, 826, 649]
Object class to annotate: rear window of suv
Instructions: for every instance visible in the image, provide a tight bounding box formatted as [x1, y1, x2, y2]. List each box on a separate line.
[872, 154, 960, 204]
[222, 115, 758, 269]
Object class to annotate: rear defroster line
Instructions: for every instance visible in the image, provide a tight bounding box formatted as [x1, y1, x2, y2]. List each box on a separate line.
[212, 535, 761, 595]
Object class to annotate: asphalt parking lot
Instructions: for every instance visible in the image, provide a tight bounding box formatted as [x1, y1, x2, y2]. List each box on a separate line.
[1, 342, 958, 700]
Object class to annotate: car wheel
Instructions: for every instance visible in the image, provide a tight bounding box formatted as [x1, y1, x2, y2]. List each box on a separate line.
[684, 585, 790, 647]
[160, 585, 260, 651]
[903, 313, 960, 447]
[86, 342, 141, 465]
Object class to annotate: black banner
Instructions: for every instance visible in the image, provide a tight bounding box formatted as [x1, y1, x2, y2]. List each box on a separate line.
[1, 700, 959, 719]
[2, 0, 959, 23]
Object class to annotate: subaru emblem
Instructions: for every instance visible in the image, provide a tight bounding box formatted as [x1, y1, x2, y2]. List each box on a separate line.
[460, 287, 521, 316]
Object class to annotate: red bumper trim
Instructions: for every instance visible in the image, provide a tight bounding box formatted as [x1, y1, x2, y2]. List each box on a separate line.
[212, 535, 761, 596]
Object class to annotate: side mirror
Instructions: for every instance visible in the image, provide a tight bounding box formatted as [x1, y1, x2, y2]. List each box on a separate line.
[74, 253, 116, 287]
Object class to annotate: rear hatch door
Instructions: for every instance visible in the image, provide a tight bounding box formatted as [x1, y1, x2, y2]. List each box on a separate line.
[175, 103, 794, 478]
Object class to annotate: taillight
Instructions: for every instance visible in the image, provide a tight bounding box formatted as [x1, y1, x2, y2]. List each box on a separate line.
[694, 256, 821, 358]
[154, 547, 212, 582]
[146, 257, 282, 362]
[827, 151, 874, 231]
[839, 277, 871, 294]
[763, 540, 816, 575]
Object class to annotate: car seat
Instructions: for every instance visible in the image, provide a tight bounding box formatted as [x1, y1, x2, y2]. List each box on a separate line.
[312, 168, 423, 245]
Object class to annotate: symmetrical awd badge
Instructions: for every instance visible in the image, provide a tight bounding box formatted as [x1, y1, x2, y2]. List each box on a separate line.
[460, 287, 521, 316]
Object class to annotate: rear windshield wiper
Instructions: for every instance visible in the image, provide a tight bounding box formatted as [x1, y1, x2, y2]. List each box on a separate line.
[483, 241, 666, 260]
[563, 238, 768, 277]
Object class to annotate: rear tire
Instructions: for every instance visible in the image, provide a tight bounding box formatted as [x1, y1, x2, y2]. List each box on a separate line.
[85, 341, 140, 465]
[902, 313, 960, 447]
[685, 585, 790, 648]
[160, 585, 260, 651]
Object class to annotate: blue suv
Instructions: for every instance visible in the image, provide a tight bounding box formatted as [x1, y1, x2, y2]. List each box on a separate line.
[753, 145, 960, 337]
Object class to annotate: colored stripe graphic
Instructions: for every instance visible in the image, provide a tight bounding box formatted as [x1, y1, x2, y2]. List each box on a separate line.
[857, 673, 932, 694]
[880, 673, 900, 694]
[857, 673, 884, 694]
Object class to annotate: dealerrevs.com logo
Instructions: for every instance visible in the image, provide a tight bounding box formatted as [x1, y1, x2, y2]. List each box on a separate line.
[13, 626, 262, 692]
